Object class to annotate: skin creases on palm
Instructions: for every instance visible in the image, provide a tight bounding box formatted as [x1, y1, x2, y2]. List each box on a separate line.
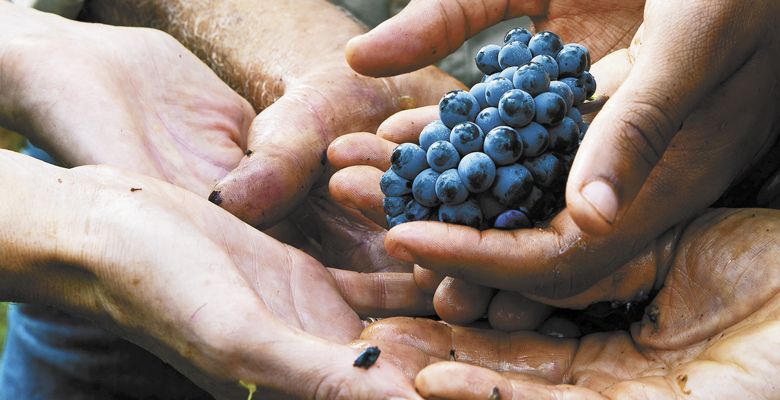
[357, 208, 780, 399]
[525, 0, 645, 60]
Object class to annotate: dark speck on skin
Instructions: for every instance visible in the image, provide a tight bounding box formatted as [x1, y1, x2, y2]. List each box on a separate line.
[450, 349, 457, 361]
[246, 149, 254, 157]
[489, 386, 501, 400]
[208, 190, 223, 205]
[353, 346, 381, 369]
[130, 187, 142, 192]
[646, 303, 660, 332]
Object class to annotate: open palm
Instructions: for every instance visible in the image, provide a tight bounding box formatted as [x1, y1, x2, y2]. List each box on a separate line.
[359, 208, 780, 399]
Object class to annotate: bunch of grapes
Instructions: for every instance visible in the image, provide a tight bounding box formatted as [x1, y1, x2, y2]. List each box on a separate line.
[381, 28, 595, 230]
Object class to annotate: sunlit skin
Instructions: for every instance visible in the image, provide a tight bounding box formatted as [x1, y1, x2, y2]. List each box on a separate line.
[0, 150, 433, 399]
[357, 208, 780, 399]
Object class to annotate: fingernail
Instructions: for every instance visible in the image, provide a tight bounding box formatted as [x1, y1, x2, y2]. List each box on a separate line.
[208, 190, 223, 205]
[580, 180, 618, 224]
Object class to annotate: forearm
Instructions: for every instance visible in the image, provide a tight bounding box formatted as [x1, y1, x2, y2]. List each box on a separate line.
[84, 0, 367, 110]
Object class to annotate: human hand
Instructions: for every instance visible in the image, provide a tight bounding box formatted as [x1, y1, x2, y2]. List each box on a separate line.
[0, 4, 254, 198]
[345, 0, 644, 77]
[359, 208, 780, 399]
[0, 149, 432, 399]
[83, 0, 463, 228]
[330, 17, 779, 309]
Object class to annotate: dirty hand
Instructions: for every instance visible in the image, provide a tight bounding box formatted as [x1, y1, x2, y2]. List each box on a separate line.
[0, 149, 432, 399]
[330, 8, 779, 318]
[359, 208, 780, 400]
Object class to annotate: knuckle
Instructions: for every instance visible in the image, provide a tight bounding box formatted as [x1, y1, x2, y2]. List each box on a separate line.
[614, 99, 678, 171]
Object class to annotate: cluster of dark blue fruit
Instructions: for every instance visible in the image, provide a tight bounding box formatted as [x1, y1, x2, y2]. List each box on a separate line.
[381, 28, 595, 230]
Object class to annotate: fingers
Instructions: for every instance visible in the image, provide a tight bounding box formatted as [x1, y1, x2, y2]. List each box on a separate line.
[384, 215, 600, 298]
[376, 105, 438, 144]
[413, 265, 445, 294]
[328, 166, 387, 226]
[487, 291, 553, 332]
[327, 132, 397, 170]
[329, 269, 434, 317]
[433, 277, 496, 325]
[566, 1, 771, 234]
[362, 317, 578, 382]
[346, 0, 546, 76]
[415, 362, 608, 400]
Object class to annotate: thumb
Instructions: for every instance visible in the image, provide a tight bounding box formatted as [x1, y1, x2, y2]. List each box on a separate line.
[567, 2, 768, 234]
[346, 0, 545, 77]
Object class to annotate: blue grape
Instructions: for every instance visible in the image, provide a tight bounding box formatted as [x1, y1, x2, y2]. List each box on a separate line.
[419, 120, 451, 150]
[498, 66, 518, 81]
[504, 27, 532, 45]
[548, 117, 580, 152]
[512, 63, 550, 96]
[481, 72, 500, 83]
[491, 164, 534, 206]
[548, 81, 574, 114]
[380, 168, 412, 196]
[412, 168, 442, 207]
[470, 82, 489, 109]
[435, 169, 469, 205]
[387, 213, 409, 228]
[476, 192, 507, 223]
[580, 71, 597, 98]
[560, 77, 586, 106]
[556, 43, 590, 78]
[391, 143, 428, 180]
[533, 92, 567, 125]
[438, 199, 483, 228]
[498, 41, 532, 69]
[475, 107, 503, 134]
[528, 31, 563, 58]
[483, 126, 523, 165]
[498, 89, 535, 128]
[449, 121, 485, 156]
[516, 185, 544, 219]
[475, 44, 502, 74]
[439, 90, 480, 128]
[404, 199, 432, 221]
[384, 195, 410, 217]
[457, 152, 496, 193]
[566, 106, 582, 124]
[530, 55, 559, 80]
[426, 140, 461, 172]
[516, 122, 549, 158]
[494, 209, 532, 230]
[523, 153, 564, 188]
[485, 77, 515, 107]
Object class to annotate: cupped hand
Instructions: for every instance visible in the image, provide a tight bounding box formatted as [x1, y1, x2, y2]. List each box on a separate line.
[330, 23, 779, 308]
[359, 208, 780, 399]
[0, 149, 433, 399]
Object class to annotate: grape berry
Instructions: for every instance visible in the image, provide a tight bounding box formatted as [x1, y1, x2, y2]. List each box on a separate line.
[381, 30, 595, 230]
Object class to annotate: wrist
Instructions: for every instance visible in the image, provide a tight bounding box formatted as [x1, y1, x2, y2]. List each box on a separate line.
[0, 151, 97, 308]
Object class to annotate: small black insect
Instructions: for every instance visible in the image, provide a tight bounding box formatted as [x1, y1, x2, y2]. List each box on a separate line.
[353, 346, 381, 369]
